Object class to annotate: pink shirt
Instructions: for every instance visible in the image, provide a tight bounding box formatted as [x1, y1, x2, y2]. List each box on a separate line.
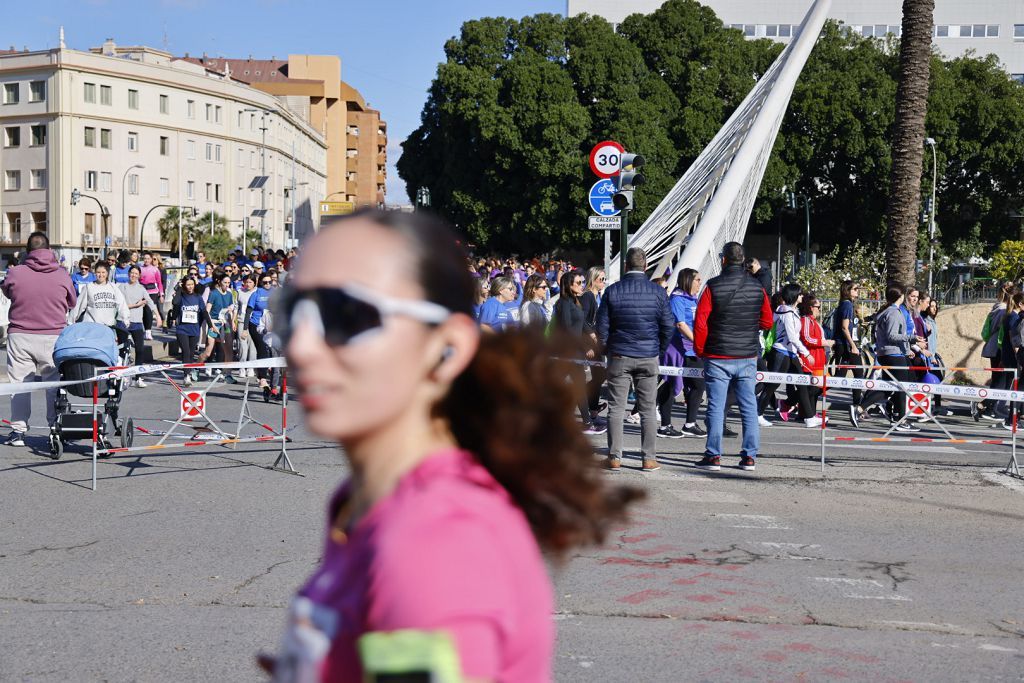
[279, 448, 554, 682]
[139, 265, 164, 296]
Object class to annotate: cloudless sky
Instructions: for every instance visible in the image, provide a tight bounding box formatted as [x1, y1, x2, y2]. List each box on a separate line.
[1, 0, 564, 203]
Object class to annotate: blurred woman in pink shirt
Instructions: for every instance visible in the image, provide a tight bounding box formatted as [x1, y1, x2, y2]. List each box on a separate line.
[263, 210, 641, 682]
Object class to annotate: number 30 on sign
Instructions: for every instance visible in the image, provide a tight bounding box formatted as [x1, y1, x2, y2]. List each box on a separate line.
[589, 140, 625, 179]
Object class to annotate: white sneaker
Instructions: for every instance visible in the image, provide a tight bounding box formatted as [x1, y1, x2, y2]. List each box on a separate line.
[625, 413, 641, 424]
[758, 416, 773, 428]
[804, 416, 823, 428]
[247, 369, 256, 378]
[135, 377, 147, 388]
[144, 330, 153, 340]
[183, 376, 193, 387]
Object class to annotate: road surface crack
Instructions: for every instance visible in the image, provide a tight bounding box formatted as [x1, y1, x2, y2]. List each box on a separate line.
[21, 540, 99, 557]
[231, 560, 292, 593]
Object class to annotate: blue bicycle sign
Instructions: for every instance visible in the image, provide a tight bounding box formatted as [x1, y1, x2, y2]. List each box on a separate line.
[589, 179, 620, 216]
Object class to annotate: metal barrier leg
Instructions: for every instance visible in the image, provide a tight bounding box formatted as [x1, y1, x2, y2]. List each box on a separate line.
[270, 371, 300, 475]
[91, 370, 99, 492]
[1007, 370, 1021, 477]
[820, 373, 827, 475]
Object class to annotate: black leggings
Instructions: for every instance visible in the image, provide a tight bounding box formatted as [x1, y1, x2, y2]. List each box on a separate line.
[758, 350, 811, 418]
[682, 355, 705, 425]
[860, 354, 910, 420]
[176, 333, 198, 378]
[248, 322, 269, 380]
[127, 327, 146, 365]
[833, 346, 864, 405]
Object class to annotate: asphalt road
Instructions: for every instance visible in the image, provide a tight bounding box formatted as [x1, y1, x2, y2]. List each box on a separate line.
[1, 380, 1022, 682]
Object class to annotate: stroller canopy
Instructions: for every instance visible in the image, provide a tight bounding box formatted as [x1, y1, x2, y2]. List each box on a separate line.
[53, 322, 119, 368]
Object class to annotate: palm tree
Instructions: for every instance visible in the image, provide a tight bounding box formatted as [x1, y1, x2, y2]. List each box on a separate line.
[884, 0, 935, 286]
[156, 207, 195, 252]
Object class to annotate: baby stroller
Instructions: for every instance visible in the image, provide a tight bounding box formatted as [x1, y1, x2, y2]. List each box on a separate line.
[47, 322, 134, 459]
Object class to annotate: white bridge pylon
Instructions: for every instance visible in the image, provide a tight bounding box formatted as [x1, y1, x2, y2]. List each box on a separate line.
[609, 0, 832, 282]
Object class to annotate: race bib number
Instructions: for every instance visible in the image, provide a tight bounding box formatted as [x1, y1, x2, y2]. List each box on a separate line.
[181, 308, 199, 324]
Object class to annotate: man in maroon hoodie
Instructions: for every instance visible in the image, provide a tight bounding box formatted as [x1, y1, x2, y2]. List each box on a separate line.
[2, 232, 76, 446]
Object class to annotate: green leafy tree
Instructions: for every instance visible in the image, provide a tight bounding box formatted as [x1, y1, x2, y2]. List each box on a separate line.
[989, 240, 1024, 282]
[156, 207, 195, 253]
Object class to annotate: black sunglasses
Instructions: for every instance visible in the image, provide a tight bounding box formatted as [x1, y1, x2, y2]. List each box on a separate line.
[277, 284, 450, 348]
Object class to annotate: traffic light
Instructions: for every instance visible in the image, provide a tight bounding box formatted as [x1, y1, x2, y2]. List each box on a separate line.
[70, 188, 81, 206]
[613, 152, 645, 211]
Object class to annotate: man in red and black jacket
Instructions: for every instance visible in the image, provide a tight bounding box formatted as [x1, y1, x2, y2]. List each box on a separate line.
[692, 242, 773, 473]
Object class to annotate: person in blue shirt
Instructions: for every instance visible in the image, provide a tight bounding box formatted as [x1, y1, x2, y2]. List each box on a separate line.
[666, 268, 706, 437]
[70, 258, 96, 294]
[245, 272, 274, 388]
[112, 251, 132, 284]
[194, 251, 213, 287]
[477, 276, 517, 332]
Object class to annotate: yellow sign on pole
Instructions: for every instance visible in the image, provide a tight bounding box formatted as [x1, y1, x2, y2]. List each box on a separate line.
[320, 201, 356, 216]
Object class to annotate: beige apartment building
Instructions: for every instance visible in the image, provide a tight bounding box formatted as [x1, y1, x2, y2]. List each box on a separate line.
[0, 40, 328, 262]
[181, 54, 387, 209]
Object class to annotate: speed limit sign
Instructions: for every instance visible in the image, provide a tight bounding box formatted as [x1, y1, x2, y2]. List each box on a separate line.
[589, 140, 625, 178]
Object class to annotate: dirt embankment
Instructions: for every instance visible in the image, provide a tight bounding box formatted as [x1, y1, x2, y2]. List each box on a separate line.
[936, 303, 993, 385]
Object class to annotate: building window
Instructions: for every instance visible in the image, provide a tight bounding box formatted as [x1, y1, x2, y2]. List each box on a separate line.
[99, 172, 112, 192]
[128, 215, 138, 239]
[100, 85, 112, 105]
[84, 126, 96, 147]
[84, 170, 97, 191]
[128, 89, 139, 109]
[30, 124, 45, 146]
[215, 105, 222, 123]
[84, 82, 96, 103]
[2, 83, 18, 104]
[742, 24, 755, 37]
[237, 148, 244, 166]
[765, 24, 778, 37]
[31, 211, 46, 231]
[159, 177, 169, 197]
[84, 213, 95, 236]
[237, 111, 243, 127]
[779, 24, 792, 38]
[186, 139, 196, 159]
[206, 183, 213, 201]
[160, 136, 170, 156]
[236, 186, 244, 205]
[206, 103, 213, 121]
[971, 24, 985, 37]
[215, 184, 221, 203]
[159, 94, 169, 114]
[988, 25, 1000, 37]
[128, 173, 139, 195]
[128, 131, 138, 151]
[205, 142, 213, 161]
[30, 169, 46, 190]
[959, 25, 972, 37]
[1016, 25, 1024, 39]
[187, 99, 195, 118]
[888, 25, 901, 37]
[4, 170, 21, 191]
[29, 80, 45, 102]
[250, 151, 256, 168]
[6, 212, 21, 236]
[936, 25, 949, 37]
[4, 126, 20, 147]
[215, 144, 222, 162]
[100, 128, 112, 149]
[186, 181, 195, 200]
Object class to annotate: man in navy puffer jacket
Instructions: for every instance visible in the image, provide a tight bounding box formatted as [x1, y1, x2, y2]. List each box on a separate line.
[597, 247, 675, 471]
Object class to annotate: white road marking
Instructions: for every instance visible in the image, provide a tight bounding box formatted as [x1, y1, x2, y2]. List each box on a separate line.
[977, 644, 1017, 652]
[761, 542, 821, 550]
[812, 577, 912, 601]
[813, 578, 884, 587]
[846, 594, 913, 601]
[713, 514, 791, 529]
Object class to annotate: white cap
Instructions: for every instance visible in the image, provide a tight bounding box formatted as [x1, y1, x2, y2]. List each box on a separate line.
[253, 261, 264, 269]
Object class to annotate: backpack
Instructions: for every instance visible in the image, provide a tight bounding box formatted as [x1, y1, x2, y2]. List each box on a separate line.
[822, 307, 838, 341]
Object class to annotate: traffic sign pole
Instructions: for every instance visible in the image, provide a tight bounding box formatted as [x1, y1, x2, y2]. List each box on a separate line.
[619, 208, 630, 279]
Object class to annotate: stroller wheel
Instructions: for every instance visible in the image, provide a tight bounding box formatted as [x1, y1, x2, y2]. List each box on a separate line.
[121, 418, 135, 449]
[48, 434, 63, 460]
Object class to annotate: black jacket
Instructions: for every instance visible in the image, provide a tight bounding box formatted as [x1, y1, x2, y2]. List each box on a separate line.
[696, 265, 770, 358]
[596, 272, 675, 358]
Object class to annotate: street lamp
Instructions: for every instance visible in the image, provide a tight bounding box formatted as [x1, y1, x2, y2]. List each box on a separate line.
[122, 164, 145, 248]
[925, 137, 938, 293]
[243, 107, 272, 245]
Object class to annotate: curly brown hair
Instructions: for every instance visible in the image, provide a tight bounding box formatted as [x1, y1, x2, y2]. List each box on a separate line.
[335, 209, 644, 556]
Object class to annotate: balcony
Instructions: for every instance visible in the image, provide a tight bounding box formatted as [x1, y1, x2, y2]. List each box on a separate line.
[346, 180, 359, 195]
[346, 133, 359, 149]
[377, 152, 386, 165]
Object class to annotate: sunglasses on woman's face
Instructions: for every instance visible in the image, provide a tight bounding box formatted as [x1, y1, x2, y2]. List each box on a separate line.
[278, 283, 450, 348]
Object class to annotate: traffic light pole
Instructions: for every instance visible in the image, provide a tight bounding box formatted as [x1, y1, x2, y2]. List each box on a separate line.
[618, 208, 630, 278]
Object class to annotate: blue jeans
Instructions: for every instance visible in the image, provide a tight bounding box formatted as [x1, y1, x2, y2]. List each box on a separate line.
[703, 357, 760, 458]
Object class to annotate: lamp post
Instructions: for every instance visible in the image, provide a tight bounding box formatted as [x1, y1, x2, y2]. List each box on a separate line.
[121, 164, 145, 248]
[925, 137, 937, 293]
[244, 108, 271, 246]
[138, 203, 181, 253]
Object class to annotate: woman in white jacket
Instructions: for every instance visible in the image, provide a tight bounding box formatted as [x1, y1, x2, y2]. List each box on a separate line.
[755, 283, 817, 427]
[70, 262, 130, 332]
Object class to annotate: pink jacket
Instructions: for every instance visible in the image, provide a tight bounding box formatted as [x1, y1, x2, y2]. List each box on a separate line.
[1, 249, 76, 335]
[139, 265, 164, 297]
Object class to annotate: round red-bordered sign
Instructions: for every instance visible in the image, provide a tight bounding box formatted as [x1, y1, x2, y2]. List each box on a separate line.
[979, 389, 988, 398]
[180, 391, 205, 420]
[755, 372, 765, 382]
[589, 141, 625, 178]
